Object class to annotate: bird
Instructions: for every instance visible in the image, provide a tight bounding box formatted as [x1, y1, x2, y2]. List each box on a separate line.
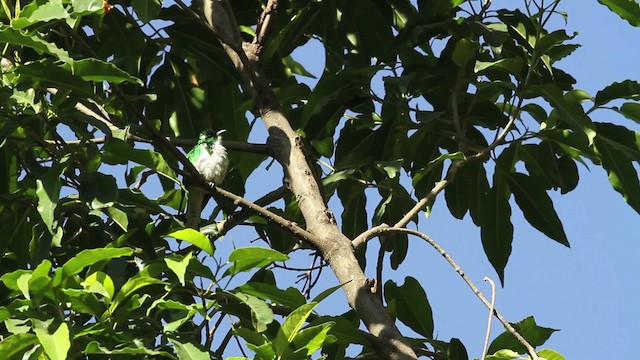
[185, 129, 229, 229]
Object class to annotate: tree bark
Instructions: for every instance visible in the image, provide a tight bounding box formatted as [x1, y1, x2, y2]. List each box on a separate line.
[202, 1, 417, 358]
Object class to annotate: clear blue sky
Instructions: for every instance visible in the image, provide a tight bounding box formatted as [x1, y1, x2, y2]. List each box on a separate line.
[211, 1, 640, 358]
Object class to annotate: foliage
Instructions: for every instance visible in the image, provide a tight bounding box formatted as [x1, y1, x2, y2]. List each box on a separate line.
[1, 0, 639, 359]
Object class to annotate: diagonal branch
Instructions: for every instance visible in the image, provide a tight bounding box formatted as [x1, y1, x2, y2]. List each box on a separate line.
[200, 1, 418, 358]
[354, 225, 541, 360]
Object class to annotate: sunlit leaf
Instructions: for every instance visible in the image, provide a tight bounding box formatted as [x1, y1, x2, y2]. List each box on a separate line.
[53, 248, 134, 286]
[33, 320, 70, 360]
[225, 247, 289, 276]
[164, 252, 193, 286]
[274, 302, 318, 356]
[167, 229, 214, 255]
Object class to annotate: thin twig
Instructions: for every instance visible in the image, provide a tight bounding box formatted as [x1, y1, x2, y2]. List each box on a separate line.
[481, 276, 496, 360]
[253, 0, 278, 47]
[213, 186, 320, 246]
[356, 226, 540, 360]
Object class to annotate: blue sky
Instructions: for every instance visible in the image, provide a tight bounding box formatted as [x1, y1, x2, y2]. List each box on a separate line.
[197, 1, 639, 358]
[279, 1, 639, 358]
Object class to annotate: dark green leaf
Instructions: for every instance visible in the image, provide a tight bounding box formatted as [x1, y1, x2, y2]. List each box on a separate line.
[508, 173, 569, 246]
[447, 338, 469, 360]
[598, 0, 640, 26]
[595, 132, 640, 214]
[132, 0, 162, 23]
[488, 316, 558, 354]
[72, 59, 144, 85]
[618, 102, 640, 124]
[480, 186, 513, 285]
[384, 277, 433, 338]
[79, 172, 119, 209]
[16, 60, 91, 95]
[0, 26, 72, 63]
[594, 80, 640, 107]
[536, 84, 596, 144]
[236, 283, 306, 310]
[102, 139, 179, 183]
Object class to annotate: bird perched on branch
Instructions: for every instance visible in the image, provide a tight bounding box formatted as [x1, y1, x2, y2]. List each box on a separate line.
[185, 129, 229, 229]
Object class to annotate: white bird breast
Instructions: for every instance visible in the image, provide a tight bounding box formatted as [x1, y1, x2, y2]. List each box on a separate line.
[193, 141, 229, 185]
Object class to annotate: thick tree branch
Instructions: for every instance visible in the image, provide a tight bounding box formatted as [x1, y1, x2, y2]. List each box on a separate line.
[354, 225, 541, 360]
[201, 1, 418, 358]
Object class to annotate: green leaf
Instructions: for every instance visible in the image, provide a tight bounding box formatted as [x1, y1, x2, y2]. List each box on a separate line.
[384, 277, 433, 338]
[84, 341, 172, 356]
[167, 229, 214, 255]
[82, 271, 115, 299]
[72, 0, 105, 15]
[103, 138, 179, 184]
[342, 0, 394, 58]
[71, 59, 144, 85]
[0, 333, 38, 358]
[292, 322, 335, 356]
[109, 276, 167, 314]
[36, 165, 64, 234]
[53, 248, 134, 286]
[480, 186, 513, 285]
[598, 0, 640, 26]
[172, 339, 210, 360]
[165, 252, 193, 286]
[595, 131, 640, 214]
[225, 247, 289, 276]
[16, 60, 92, 95]
[79, 172, 119, 209]
[311, 283, 343, 304]
[11, 2, 68, 29]
[452, 38, 478, 67]
[618, 102, 640, 124]
[274, 303, 318, 356]
[488, 316, 558, 354]
[32, 320, 70, 360]
[536, 84, 597, 145]
[236, 283, 306, 310]
[0, 26, 72, 63]
[131, 0, 161, 23]
[508, 173, 569, 247]
[474, 58, 524, 76]
[594, 80, 640, 107]
[221, 291, 274, 332]
[447, 338, 469, 360]
[485, 349, 520, 360]
[537, 349, 565, 360]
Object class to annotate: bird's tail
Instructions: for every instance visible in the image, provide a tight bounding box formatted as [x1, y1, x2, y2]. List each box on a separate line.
[185, 186, 206, 229]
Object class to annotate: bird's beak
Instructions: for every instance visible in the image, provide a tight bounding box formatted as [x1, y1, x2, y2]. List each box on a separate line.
[216, 129, 227, 137]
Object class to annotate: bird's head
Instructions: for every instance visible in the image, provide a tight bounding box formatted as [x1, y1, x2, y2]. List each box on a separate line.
[198, 129, 226, 143]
